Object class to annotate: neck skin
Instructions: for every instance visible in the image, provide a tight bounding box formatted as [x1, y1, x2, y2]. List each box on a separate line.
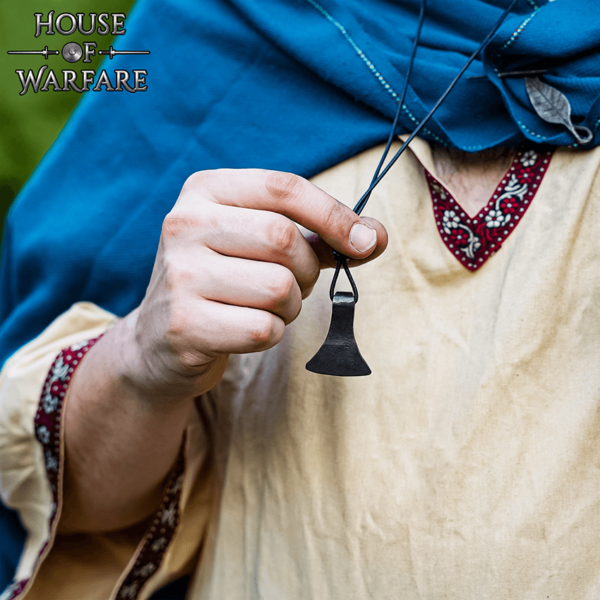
[431, 145, 515, 218]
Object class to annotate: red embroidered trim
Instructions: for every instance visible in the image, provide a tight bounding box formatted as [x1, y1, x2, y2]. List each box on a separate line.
[425, 147, 553, 271]
[4, 336, 102, 600]
[115, 444, 185, 600]
[4, 335, 186, 600]
[1, 581, 26, 600]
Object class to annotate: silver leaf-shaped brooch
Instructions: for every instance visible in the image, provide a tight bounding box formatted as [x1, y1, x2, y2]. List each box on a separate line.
[525, 77, 593, 144]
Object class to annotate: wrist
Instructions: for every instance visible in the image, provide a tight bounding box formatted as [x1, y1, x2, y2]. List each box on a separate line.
[114, 307, 224, 406]
[111, 309, 193, 407]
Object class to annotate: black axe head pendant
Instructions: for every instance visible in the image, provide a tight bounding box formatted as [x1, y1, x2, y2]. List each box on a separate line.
[306, 255, 371, 377]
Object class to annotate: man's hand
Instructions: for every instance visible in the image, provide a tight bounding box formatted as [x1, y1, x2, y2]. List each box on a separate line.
[123, 169, 388, 404]
[61, 169, 387, 533]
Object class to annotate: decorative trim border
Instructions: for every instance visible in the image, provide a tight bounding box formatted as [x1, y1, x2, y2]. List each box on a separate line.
[501, 7, 541, 49]
[116, 444, 185, 599]
[426, 146, 553, 271]
[0, 581, 26, 600]
[304, 0, 447, 146]
[2, 335, 186, 600]
[2, 336, 102, 600]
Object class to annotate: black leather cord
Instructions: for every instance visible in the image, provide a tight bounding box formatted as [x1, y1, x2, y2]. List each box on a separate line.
[330, 257, 359, 302]
[360, 0, 427, 212]
[330, 0, 427, 301]
[353, 0, 518, 216]
[315, 0, 519, 375]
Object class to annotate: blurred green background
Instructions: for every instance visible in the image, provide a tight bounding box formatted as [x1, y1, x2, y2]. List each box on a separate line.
[0, 0, 135, 242]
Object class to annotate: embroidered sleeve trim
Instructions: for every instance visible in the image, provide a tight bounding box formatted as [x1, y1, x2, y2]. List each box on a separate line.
[2, 336, 102, 600]
[115, 444, 185, 600]
[425, 146, 553, 271]
[2, 336, 186, 600]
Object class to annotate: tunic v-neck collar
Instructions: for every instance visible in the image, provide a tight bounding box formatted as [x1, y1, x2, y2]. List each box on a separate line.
[402, 137, 553, 271]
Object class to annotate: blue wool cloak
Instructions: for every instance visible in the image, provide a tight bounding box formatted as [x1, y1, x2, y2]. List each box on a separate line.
[1, 0, 599, 591]
[1, 0, 599, 366]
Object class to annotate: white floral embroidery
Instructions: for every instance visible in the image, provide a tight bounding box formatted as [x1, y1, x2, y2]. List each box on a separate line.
[461, 237, 482, 260]
[69, 339, 89, 352]
[429, 147, 549, 269]
[441, 209, 483, 260]
[520, 149, 538, 167]
[49, 356, 69, 383]
[497, 174, 528, 203]
[167, 473, 184, 496]
[45, 451, 58, 472]
[160, 502, 177, 528]
[442, 210, 460, 234]
[485, 209, 511, 228]
[134, 562, 156, 578]
[455, 227, 481, 259]
[119, 582, 139, 599]
[42, 391, 59, 414]
[36, 425, 50, 444]
[151, 537, 168, 552]
[430, 180, 448, 200]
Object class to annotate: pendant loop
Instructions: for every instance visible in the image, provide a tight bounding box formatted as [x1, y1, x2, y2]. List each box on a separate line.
[330, 253, 358, 303]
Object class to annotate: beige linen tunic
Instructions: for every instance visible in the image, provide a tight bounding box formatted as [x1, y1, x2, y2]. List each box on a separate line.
[1, 138, 599, 600]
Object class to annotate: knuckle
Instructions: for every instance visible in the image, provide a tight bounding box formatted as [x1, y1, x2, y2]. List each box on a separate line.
[164, 303, 218, 370]
[162, 212, 186, 239]
[164, 259, 194, 292]
[164, 307, 208, 369]
[162, 209, 199, 240]
[249, 313, 282, 347]
[319, 200, 344, 234]
[181, 170, 213, 194]
[265, 171, 304, 204]
[264, 217, 298, 255]
[164, 306, 190, 349]
[162, 207, 215, 242]
[268, 268, 297, 304]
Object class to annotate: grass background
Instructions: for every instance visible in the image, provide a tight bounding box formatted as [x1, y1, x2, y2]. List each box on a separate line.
[0, 0, 135, 242]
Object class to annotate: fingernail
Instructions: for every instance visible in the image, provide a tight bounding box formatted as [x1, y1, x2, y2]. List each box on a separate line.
[350, 222, 377, 253]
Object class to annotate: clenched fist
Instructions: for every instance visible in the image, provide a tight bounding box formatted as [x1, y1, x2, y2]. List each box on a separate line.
[124, 168, 388, 403]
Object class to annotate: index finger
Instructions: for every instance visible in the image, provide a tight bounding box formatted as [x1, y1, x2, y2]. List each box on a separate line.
[181, 168, 381, 259]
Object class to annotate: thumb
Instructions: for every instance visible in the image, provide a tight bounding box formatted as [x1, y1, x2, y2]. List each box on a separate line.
[305, 216, 389, 269]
